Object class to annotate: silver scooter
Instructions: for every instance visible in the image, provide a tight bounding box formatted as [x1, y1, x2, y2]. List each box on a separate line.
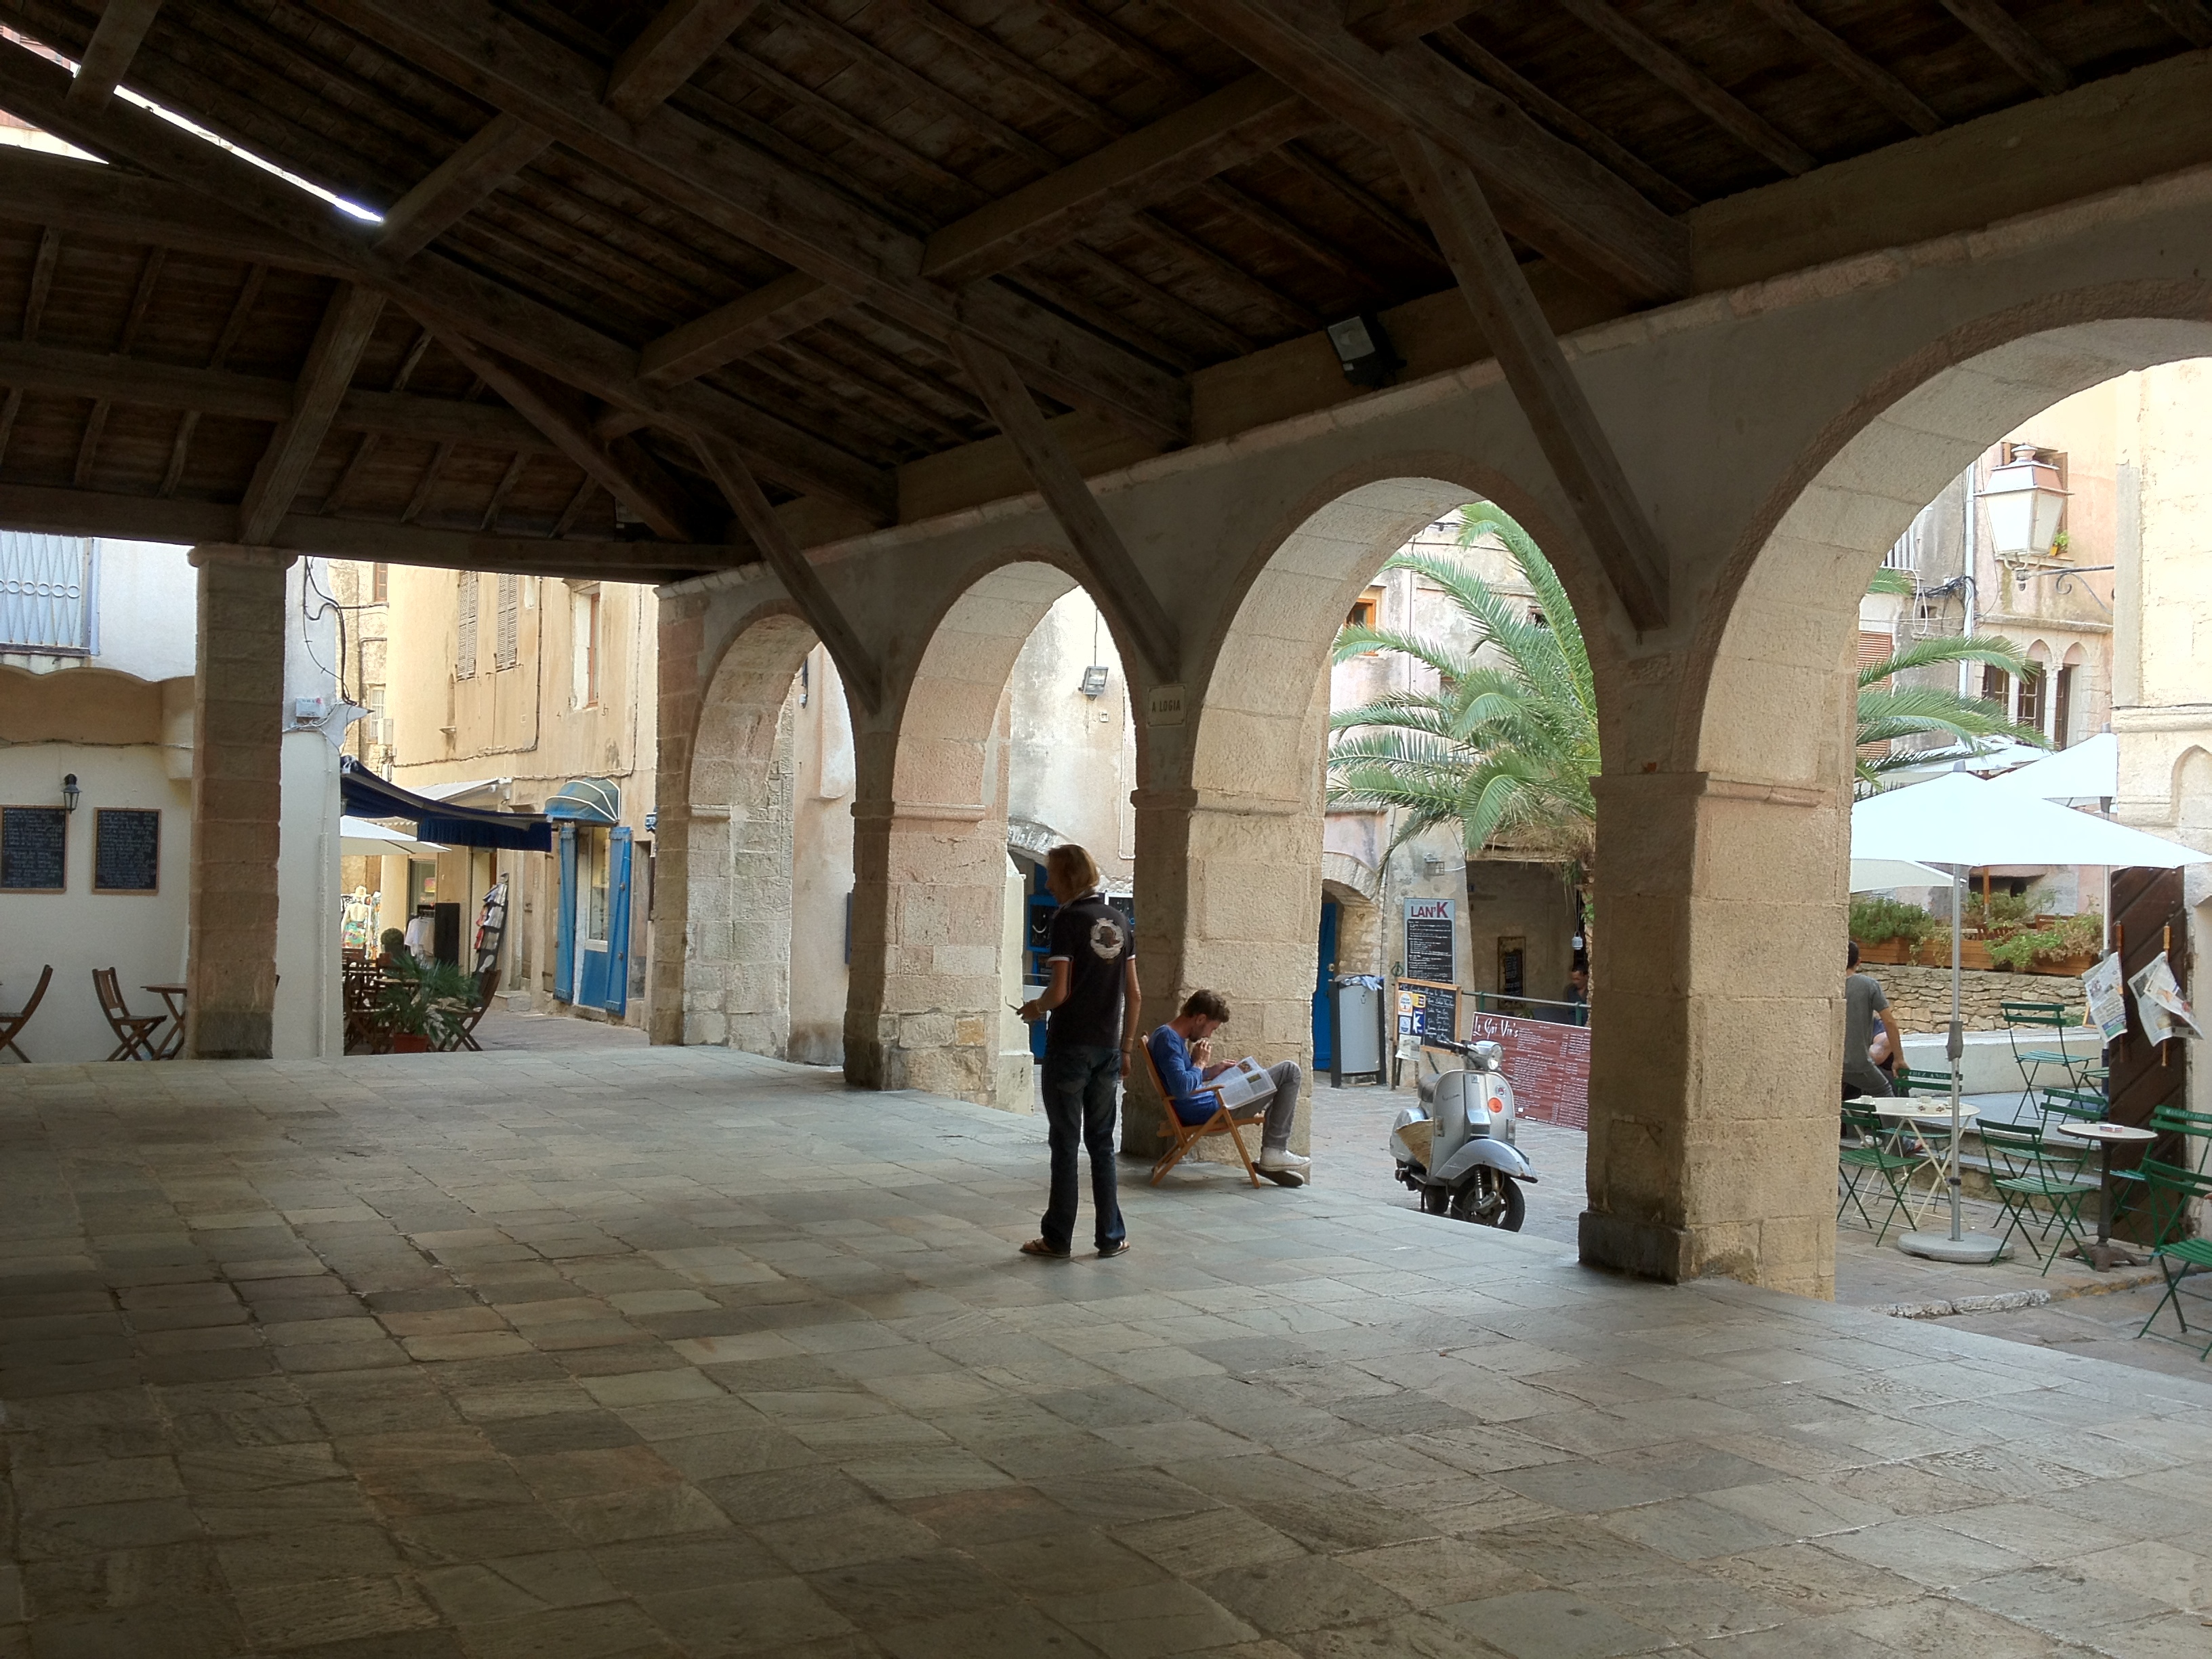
[1389, 1039, 1536, 1229]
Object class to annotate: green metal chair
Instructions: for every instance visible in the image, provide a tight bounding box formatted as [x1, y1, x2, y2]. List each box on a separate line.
[1838, 1103, 1915, 1243]
[1893, 1065, 1951, 1098]
[2001, 1000, 2087, 1111]
[2111, 1107, 2212, 1225]
[2133, 1161, 2212, 1360]
[2036, 1085, 2108, 1129]
[1977, 1118, 2100, 1272]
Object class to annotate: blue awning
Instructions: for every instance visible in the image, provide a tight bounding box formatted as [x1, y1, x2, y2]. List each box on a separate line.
[544, 777, 621, 825]
[338, 758, 552, 852]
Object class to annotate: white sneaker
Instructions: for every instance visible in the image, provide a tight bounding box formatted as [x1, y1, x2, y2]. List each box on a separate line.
[1258, 1149, 1310, 1172]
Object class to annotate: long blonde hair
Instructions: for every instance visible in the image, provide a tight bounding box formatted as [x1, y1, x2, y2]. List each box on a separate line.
[1046, 844, 1100, 894]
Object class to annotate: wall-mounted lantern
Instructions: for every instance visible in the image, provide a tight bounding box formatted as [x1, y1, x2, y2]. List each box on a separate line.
[60, 773, 78, 813]
[1982, 445, 2070, 558]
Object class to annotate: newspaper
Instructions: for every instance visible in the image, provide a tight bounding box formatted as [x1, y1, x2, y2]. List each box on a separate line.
[1210, 1057, 1276, 1111]
[2081, 952, 2129, 1044]
[2128, 951, 2204, 1044]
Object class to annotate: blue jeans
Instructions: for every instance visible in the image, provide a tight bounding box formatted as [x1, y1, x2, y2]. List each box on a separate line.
[1040, 1044, 1126, 1253]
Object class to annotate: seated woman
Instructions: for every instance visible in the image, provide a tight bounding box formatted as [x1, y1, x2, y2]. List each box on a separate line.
[1146, 988, 1309, 1186]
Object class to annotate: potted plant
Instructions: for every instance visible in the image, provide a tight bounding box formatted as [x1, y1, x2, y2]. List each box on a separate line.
[375, 958, 479, 1052]
[1849, 896, 1936, 966]
[1987, 911, 2104, 976]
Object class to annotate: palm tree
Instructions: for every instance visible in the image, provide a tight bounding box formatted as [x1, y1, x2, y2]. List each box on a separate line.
[1328, 504, 1596, 876]
[1328, 510, 2048, 871]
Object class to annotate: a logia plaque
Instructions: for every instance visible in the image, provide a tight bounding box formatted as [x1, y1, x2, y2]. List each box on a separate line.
[94, 808, 161, 893]
[0, 806, 67, 891]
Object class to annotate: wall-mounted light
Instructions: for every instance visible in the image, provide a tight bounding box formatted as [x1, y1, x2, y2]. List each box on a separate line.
[61, 773, 79, 813]
[1983, 445, 2069, 558]
[1326, 312, 1401, 389]
[1079, 665, 1110, 699]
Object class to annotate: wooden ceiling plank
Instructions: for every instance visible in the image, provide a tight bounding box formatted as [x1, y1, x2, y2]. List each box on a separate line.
[1433, 25, 1696, 212]
[430, 323, 708, 542]
[1395, 132, 1666, 630]
[998, 266, 1208, 371]
[640, 270, 845, 386]
[1028, 0, 1204, 96]
[922, 74, 1324, 283]
[1345, 1, 1477, 51]
[1275, 142, 1443, 268]
[66, 0, 165, 109]
[239, 282, 386, 545]
[2143, 0, 2212, 49]
[1553, 0, 1816, 176]
[1049, 245, 1254, 357]
[1938, 0, 2072, 96]
[70, 242, 165, 490]
[322, 0, 1187, 444]
[947, 332, 1179, 682]
[1162, 0, 1690, 302]
[162, 258, 263, 498]
[0, 41, 897, 519]
[549, 476, 598, 538]
[377, 113, 552, 261]
[20, 226, 60, 344]
[478, 449, 530, 530]
[1123, 211, 1319, 331]
[691, 432, 884, 714]
[0, 148, 343, 274]
[1199, 176, 1392, 300]
[605, 0, 764, 121]
[1740, 0, 1942, 136]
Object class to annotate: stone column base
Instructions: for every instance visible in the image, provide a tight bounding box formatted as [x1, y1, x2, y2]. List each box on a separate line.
[1578, 1210, 1695, 1283]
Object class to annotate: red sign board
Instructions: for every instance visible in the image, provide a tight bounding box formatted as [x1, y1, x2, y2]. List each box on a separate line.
[1465, 1010, 1591, 1130]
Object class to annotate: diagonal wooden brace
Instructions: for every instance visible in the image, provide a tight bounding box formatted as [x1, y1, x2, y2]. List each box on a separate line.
[947, 335, 1181, 684]
[1395, 133, 1669, 631]
[691, 432, 884, 716]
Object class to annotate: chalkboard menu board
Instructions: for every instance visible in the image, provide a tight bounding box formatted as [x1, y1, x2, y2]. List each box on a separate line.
[94, 808, 160, 893]
[0, 806, 67, 891]
[1397, 979, 1459, 1047]
[1403, 897, 1456, 982]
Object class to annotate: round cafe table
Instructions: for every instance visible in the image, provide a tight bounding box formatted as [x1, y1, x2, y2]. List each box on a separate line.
[1862, 1097, 1979, 1228]
[2053, 1121, 2158, 1271]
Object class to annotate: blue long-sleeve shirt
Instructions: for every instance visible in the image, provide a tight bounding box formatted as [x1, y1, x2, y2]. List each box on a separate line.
[1147, 1026, 1212, 1124]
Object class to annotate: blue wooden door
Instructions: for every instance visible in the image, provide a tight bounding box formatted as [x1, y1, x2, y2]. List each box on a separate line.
[1313, 899, 1339, 1069]
[554, 823, 577, 1003]
[602, 827, 633, 1016]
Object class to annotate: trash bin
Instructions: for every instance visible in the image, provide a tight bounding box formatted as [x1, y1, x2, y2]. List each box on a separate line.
[1332, 975, 1384, 1084]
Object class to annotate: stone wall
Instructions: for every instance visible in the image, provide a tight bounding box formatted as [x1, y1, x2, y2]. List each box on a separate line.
[1868, 964, 2086, 1032]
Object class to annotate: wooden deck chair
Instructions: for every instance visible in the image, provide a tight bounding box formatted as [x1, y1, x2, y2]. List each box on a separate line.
[1139, 1036, 1261, 1187]
[446, 968, 501, 1052]
[0, 964, 54, 1061]
[93, 968, 165, 1061]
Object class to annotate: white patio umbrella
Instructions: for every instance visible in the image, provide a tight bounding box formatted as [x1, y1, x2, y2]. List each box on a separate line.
[340, 816, 446, 858]
[1849, 858, 1949, 891]
[1985, 731, 2118, 802]
[1851, 767, 2211, 1261]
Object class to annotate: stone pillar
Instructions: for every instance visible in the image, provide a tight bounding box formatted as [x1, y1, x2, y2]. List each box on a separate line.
[185, 544, 295, 1059]
[647, 592, 707, 1045]
[1577, 770, 1844, 1298]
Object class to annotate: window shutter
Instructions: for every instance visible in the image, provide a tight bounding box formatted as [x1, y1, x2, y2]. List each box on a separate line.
[495, 573, 519, 670]
[456, 571, 478, 679]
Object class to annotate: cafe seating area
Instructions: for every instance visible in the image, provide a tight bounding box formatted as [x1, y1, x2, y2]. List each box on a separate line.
[341, 947, 499, 1055]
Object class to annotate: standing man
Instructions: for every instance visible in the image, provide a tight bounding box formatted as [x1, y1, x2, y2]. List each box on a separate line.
[1017, 845, 1139, 1259]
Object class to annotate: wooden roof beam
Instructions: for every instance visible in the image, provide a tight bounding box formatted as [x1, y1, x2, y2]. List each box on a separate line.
[2144, 1, 2212, 49]
[1345, 1, 1477, 50]
[0, 41, 896, 520]
[605, 0, 763, 120]
[691, 434, 884, 714]
[1395, 134, 1667, 630]
[1553, 0, 1816, 176]
[66, 0, 164, 110]
[238, 282, 385, 545]
[921, 75, 1326, 285]
[640, 270, 845, 387]
[1432, 25, 1696, 212]
[1938, 0, 2070, 96]
[430, 324, 712, 544]
[1162, 0, 1689, 302]
[323, 0, 1189, 444]
[948, 335, 1180, 684]
[1739, 0, 1942, 136]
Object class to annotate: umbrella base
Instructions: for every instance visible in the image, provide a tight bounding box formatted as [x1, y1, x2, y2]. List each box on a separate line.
[1898, 1230, 2009, 1264]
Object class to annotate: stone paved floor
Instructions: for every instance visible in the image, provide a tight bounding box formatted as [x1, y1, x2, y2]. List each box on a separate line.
[472, 1009, 649, 1052]
[5, 1050, 2212, 1659]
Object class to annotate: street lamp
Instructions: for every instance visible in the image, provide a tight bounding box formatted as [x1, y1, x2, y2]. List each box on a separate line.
[60, 773, 78, 813]
[1982, 445, 2070, 558]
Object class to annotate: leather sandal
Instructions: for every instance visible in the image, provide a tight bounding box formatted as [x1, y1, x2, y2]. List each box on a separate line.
[1020, 1238, 1071, 1258]
[1097, 1240, 1132, 1259]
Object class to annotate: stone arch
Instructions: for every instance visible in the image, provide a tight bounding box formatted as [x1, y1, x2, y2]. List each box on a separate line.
[678, 609, 820, 1055]
[848, 558, 1123, 1108]
[1599, 316, 2212, 1294]
[1321, 850, 1381, 907]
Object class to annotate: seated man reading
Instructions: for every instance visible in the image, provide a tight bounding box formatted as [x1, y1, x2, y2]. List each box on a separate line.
[1147, 989, 1310, 1187]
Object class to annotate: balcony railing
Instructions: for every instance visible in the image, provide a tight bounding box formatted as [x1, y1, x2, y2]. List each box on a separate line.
[0, 533, 94, 655]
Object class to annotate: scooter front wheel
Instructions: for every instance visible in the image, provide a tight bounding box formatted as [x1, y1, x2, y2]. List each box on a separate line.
[1448, 1171, 1525, 1231]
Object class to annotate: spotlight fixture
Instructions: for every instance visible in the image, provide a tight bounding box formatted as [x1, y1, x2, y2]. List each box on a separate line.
[1326, 312, 1400, 389]
[1079, 665, 1110, 699]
